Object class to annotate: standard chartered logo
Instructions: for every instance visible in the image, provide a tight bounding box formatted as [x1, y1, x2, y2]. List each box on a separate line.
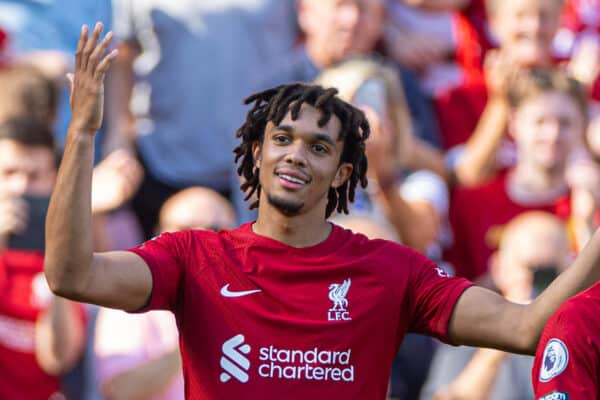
[220, 334, 251, 383]
[219, 334, 355, 384]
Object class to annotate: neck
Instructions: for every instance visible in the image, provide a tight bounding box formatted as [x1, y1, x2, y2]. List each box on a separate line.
[253, 195, 332, 247]
[507, 163, 568, 204]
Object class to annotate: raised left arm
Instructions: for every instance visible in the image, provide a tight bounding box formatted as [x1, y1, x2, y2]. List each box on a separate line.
[450, 228, 600, 354]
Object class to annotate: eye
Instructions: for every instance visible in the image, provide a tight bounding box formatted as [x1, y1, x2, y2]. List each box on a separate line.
[312, 143, 329, 154]
[273, 134, 290, 144]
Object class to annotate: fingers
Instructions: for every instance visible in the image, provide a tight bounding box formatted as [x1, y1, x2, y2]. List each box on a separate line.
[94, 49, 118, 82]
[88, 30, 114, 73]
[81, 22, 104, 71]
[75, 25, 89, 71]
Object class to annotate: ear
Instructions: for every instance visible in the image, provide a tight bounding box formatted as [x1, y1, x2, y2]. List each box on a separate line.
[252, 141, 262, 169]
[331, 162, 353, 189]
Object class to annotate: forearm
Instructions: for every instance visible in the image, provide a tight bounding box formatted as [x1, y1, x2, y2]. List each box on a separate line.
[102, 350, 181, 400]
[45, 129, 96, 297]
[454, 97, 509, 187]
[521, 228, 600, 352]
[35, 298, 84, 375]
[409, 140, 450, 182]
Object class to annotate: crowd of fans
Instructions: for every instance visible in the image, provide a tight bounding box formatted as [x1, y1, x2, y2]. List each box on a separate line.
[0, 0, 599, 398]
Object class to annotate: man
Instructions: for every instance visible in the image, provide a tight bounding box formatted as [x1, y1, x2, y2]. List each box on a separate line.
[532, 280, 600, 400]
[94, 187, 236, 399]
[446, 68, 596, 280]
[46, 24, 600, 399]
[423, 211, 572, 400]
[106, 0, 297, 237]
[0, 118, 85, 399]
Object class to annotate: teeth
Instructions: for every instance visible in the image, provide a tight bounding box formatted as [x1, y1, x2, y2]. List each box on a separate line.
[279, 174, 305, 184]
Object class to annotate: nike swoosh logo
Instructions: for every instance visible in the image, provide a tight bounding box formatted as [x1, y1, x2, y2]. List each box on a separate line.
[220, 284, 262, 298]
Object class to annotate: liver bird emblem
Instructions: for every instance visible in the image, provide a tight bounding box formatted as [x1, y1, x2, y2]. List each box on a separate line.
[329, 279, 351, 311]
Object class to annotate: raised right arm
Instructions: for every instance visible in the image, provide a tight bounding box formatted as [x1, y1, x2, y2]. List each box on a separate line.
[44, 23, 152, 311]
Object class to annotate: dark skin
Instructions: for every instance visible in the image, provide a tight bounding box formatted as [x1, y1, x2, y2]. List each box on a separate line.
[46, 23, 600, 355]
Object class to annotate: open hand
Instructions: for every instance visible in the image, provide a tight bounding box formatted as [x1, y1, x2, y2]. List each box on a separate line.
[68, 23, 117, 135]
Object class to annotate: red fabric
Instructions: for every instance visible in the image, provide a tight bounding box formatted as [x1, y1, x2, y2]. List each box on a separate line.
[0, 250, 61, 399]
[532, 281, 600, 399]
[128, 223, 472, 399]
[445, 171, 571, 280]
[434, 71, 488, 149]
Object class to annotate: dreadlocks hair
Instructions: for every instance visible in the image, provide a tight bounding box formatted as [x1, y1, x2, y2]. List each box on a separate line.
[233, 82, 370, 218]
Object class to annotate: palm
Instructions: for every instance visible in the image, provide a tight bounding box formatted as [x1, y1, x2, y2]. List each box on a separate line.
[69, 23, 116, 135]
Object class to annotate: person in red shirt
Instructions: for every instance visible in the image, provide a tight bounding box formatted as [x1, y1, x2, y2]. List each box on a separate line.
[532, 280, 600, 399]
[0, 118, 85, 399]
[446, 68, 597, 280]
[45, 23, 600, 400]
[435, 0, 565, 151]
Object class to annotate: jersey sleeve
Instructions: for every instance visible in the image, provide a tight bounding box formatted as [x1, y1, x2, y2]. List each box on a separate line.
[532, 302, 599, 400]
[407, 250, 473, 342]
[127, 231, 189, 312]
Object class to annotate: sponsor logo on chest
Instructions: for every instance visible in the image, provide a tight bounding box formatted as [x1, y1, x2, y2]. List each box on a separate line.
[219, 334, 355, 385]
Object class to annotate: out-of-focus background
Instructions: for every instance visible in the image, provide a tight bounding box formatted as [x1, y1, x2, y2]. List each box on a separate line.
[0, 0, 599, 398]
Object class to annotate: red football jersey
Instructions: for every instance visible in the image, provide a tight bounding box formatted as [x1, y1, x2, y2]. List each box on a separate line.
[446, 171, 571, 280]
[0, 250, 62, 399]
[532, 281, 600, 400]
[129, 222, 473, 399]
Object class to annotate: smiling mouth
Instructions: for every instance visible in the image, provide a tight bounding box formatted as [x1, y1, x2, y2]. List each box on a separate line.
[278, 174, 307, 185]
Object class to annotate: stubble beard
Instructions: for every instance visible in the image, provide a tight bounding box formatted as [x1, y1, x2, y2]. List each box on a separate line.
[267, 193, 304, 216]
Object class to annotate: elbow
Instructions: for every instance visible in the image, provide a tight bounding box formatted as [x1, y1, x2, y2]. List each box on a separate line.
[44, 260, 88, 300]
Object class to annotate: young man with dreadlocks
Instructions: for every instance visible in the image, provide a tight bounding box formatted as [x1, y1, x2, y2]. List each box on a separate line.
[46, 24, 600, 400]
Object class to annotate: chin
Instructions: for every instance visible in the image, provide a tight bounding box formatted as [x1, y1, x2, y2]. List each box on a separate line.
[267, 193, 304, 216]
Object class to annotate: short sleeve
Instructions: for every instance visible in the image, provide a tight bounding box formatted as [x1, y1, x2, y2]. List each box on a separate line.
[127, 231, 188, 312]
[400, 170, 449, 218]
[407, 251, 473, 342]
[532, 305, 599, 400]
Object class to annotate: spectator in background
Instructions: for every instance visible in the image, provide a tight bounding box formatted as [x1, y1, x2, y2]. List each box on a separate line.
[435, 0, 564, 152]
[286, 0, 442, 148]
[0, 118, 85, 399]
[106, 0, 298, 237]
[0, 63, 58, 126]
[446, 68, 598, 281]
[314, 57, 450, 257]
[0, 0, 113, 150]
[94, 187, 236, 400]
[423, 212, 571, 400]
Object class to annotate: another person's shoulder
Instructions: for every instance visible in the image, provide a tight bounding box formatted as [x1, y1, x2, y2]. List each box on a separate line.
[548, 282, 600, 330]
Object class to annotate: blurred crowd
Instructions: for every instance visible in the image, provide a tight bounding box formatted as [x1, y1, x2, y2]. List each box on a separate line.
[1, 0, 600, 399]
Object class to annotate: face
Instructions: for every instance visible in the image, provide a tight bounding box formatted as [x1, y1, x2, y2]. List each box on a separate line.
[490, 0, 561, 67]
[0, 139, 55, 196]
[253, 104, 353, 217]
[159, 193, 236, 233]
[299, 0, 385, 66]
[511, 91, 585, 173]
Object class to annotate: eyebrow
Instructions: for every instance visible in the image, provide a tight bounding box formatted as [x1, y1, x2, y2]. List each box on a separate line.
[275, 124, 337, 146]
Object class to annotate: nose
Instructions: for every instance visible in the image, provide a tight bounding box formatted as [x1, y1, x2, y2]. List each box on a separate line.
[284, 142, 308, 167]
